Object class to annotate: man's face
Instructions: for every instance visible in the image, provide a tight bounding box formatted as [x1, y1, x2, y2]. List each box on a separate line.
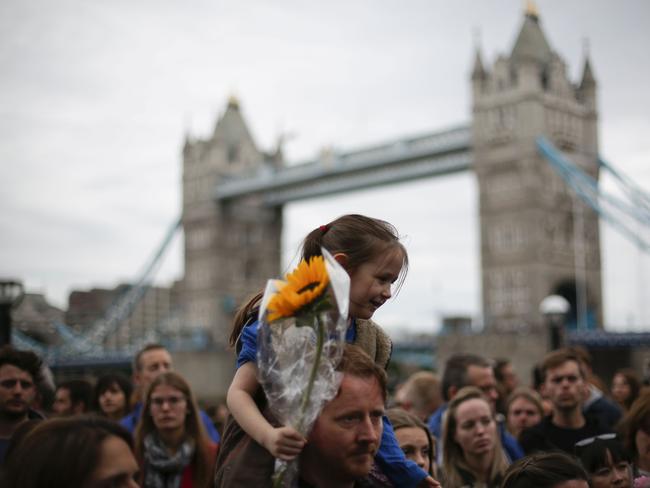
[467, 365, 499, 412]
[52, 387, 73, 416]
[135, 348, 172, 391]
[301, 374, 384, 485]
[544, 360, 585, 413]
[0, 364, 36, 419]
[500, 363, 518, 393]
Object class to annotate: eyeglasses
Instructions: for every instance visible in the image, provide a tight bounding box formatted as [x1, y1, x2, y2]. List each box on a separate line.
[0, 379, 34, 389]
[575, 433, 617, 448]
[151, 395, 186, 408]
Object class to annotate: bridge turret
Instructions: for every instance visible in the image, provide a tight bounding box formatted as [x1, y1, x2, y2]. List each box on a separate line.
[472, 4, 603, 333]
[471, 47, 487, 97]
[578, 55, 597, 111]
[181, 97, 282, 352]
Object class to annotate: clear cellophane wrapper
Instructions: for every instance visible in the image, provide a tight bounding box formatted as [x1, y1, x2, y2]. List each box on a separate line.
[256, 248, 350, 487]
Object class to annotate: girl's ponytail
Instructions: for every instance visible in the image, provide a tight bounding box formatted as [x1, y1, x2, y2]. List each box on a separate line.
[228, 291, 263, 349]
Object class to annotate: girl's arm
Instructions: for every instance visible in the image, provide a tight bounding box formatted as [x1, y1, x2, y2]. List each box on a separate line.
[226, 361, 306, 460]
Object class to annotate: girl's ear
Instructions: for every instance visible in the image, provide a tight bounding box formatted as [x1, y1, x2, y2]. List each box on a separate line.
[333, 253, 349, 269]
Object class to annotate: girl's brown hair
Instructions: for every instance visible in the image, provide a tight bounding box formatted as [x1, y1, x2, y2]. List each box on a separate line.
[441, 386, 509, 487]
[229, 214, 408, 347]
[134, 372, 213, 487]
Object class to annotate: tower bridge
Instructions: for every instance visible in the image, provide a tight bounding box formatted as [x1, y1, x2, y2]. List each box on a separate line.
[10, 6, 650, 395]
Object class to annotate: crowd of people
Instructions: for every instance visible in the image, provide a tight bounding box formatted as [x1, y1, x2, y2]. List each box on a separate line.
[0, 213, 648, 488]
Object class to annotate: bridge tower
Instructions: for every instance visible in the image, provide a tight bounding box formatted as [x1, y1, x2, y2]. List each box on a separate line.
[181, 97, 282, 346]
[472, 5, 603, 332]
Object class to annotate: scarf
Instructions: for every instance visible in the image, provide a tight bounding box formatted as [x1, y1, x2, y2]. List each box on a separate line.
[143, 433, 195, 488]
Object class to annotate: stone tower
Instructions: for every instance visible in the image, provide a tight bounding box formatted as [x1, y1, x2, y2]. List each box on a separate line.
[181, 97, 283, 347]
[472, 5, 603, 332]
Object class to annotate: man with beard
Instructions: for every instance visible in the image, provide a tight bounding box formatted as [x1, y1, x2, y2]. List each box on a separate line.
[519, 349, 611, 454]
[215, 345, 440, 487]
[0, 345, 44, 463]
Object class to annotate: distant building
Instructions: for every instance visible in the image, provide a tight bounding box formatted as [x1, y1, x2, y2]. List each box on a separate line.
[12, 293, 64, 345]
[66, 282, 183, 348]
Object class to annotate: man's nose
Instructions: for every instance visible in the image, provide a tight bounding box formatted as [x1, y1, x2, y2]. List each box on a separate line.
[357, 416, 380, 443]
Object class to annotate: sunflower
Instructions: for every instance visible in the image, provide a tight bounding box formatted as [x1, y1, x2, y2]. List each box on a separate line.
[266, 255, 330, 322]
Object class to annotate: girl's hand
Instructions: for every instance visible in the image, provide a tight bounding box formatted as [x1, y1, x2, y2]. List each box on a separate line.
[417, 476, 441, 488]
[262, 426, 306, 461]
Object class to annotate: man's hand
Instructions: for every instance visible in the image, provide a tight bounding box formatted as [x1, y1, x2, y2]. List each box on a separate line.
[418, 476, 442, 488]
[262, 425, 307, 461]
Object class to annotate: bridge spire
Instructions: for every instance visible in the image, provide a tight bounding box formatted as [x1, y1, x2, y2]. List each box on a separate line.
[525, 0, 539, 20]
[511, 0, 552, 66]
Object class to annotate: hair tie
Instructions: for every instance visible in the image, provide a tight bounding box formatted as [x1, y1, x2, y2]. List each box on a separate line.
[319, 224, 329, 233]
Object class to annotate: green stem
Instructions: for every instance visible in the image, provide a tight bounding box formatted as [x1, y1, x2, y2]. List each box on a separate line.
[272, 318, 324, 488]
[297, 318, 324, 433]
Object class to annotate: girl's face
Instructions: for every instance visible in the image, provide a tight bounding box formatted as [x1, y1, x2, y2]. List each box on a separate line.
[347, 249, 404, 320]
[99, 382, 127, 417]
[611, 375, 631, 404]
[507, 397, 542, 439]
[588, 450, 632, 488]
[149, 384, 188, 434]
[395, 426, 432, 475]
[453, 398, 496, 459]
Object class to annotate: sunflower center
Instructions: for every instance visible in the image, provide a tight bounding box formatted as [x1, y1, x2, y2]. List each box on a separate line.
[297, 281, 321, 294]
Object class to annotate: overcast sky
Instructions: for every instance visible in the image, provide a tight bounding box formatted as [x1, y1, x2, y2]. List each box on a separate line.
[1, 0, 648, 337]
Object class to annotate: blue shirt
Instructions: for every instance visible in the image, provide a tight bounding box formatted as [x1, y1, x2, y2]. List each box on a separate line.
[237, 319, 428, 487]
[120, 402, 220, 443]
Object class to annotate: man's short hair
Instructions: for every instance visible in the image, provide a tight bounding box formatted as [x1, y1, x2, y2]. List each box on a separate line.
[541, 349, 585, 380]
[401, 371, 440, 412]
[0, 345, 43, 384]
[133, 343, 167, 372]
[337, 345, 387, 401]
[441, 354, 492, 402]
[57, 379, 93, 410]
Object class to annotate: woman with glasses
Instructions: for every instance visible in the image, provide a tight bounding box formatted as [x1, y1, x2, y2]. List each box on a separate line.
[574, 433, 633, 488]
[440, 386, 509, 487]
[134, 372, 217, 487]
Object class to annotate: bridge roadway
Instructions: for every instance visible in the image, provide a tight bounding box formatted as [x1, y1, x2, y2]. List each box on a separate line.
[214, 124, 472, 205]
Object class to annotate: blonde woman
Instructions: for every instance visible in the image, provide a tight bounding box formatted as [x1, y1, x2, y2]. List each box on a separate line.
[441, 386, 509, 487]
[134, 372, 217, 488]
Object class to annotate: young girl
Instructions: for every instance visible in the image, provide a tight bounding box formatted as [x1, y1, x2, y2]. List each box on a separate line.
[226, 214, 436, 487]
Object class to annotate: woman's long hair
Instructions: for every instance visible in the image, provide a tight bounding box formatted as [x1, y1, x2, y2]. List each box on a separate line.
[441, 386, 509, 487]
[134, 372, 213, 487]
[1, 416, 133, 488]
[620, 391, 650, 463]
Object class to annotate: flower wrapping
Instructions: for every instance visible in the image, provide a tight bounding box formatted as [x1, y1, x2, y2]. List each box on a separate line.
[256, 248, 350, 487]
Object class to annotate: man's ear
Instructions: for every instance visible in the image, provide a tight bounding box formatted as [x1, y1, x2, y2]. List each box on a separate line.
[333, 253, 349, 269]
